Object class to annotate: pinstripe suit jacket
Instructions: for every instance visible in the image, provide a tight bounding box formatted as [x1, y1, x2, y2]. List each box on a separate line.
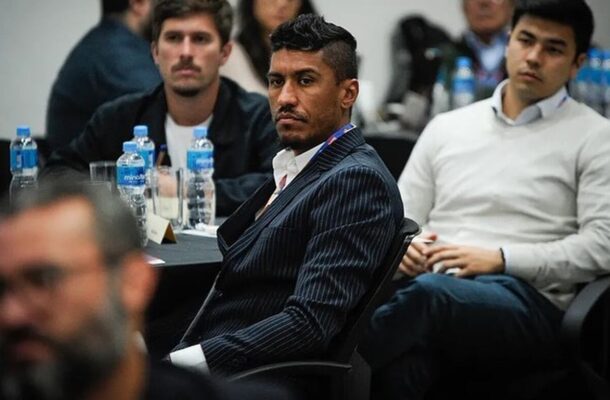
[179, 128, 403, 375]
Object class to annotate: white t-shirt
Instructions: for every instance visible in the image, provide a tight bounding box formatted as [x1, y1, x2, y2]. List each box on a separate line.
[165, 114, 212, 170]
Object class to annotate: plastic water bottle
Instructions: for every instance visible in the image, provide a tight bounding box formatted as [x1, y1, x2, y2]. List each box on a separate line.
[116, 141, 148, 247]
[9, 125, 38, 203]
[431, 71, 450, 117]
[133, 125, 155, 200]
[602, 50, 610, 118]
[186, 127, 215, 229]
[451, 57, 476, 109]
[133, 125, 155, 172]
[586, 49, 604, 114]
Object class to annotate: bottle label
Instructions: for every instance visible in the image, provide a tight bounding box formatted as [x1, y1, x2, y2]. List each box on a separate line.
[10, 148, 37, 170]
[453, 79, 475, 94]
[187, 149, 213, 171]
[117, 166, 146, 186]
[139, 149, 155, 169]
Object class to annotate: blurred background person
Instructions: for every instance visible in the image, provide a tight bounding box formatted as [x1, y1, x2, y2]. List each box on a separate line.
[0, 178, 293, 400]
[46, 0, 162, 152]
[384, 0, 513, 129]
[221, 0, 317, 95]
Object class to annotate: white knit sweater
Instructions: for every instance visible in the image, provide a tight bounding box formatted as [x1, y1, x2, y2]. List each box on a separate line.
[399, 97, 610, 309]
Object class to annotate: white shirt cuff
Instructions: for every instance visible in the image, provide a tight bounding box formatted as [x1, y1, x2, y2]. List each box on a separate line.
[170, 344, 209, 374]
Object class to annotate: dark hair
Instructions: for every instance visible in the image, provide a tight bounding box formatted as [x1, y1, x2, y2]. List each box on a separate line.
[270, 14, 358, 82]
[101, 0, 130, 15]
[152, 0, 233, 45]
[236, 0, 318, 86]
[4, 174, 141, 267]
[511, 0, 594, 56]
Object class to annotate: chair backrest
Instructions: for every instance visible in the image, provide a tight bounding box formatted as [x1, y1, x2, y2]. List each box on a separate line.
[0, 139, 11, 197]
[328, 217, 420, 362]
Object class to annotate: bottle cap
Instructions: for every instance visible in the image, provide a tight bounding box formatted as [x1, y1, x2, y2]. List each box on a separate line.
[123, 141, 138, 152]
[193, 126, 208, 139]
[16, 125, 31, 138]
[133, 125, 148, 137]
[456, 56, 472, 68]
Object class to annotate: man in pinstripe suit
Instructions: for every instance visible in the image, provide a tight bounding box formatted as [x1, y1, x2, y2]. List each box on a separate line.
[169, 14, 404, 377]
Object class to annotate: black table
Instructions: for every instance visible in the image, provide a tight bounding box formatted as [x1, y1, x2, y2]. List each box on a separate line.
[145, 233, 223, 357]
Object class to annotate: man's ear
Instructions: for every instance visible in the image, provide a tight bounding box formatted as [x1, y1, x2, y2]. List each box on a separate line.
[151, 41, 159, 65]
[340, 79, 359, 111]
[220, 41, 233, 66]
[119, 253, 158, 317]
[570, 52, 588, 79]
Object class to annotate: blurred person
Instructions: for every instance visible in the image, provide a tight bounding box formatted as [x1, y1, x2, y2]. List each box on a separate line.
[362, 0, 610, 399]
[44, 0, 279, 217]
[385, 0, 513, 129]
[46, 0, 162, 151]
[169, 14, 403, 382]
[221, 0, 318, 95]
[0, 178, 293, 400]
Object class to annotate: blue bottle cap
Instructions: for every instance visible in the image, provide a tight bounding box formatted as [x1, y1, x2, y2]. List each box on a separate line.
[133, 125, 148, 137]
[16, 125, 31, 138]
[193, 126, 208, 139]
[123, 141, 138, 152]
[456, 56, 472, 68]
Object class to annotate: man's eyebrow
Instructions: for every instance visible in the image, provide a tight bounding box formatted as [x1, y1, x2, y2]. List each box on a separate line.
[268, 68, 320, 78]
[517, 29, 568, 47]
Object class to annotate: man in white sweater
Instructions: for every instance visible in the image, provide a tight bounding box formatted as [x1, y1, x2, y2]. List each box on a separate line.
[361, 1, 610, 399]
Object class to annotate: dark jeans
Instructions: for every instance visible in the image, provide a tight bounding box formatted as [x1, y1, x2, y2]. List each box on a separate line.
[360, 273, 564, 400]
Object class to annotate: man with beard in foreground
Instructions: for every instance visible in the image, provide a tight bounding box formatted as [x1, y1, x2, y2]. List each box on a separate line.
[0, 178, 292, 400]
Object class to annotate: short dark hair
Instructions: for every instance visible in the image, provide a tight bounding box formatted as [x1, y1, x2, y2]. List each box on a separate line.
[270, 14, 358, 82]
[511, 0, 594, 57]
[101, 0, 130, 15]
[4, 175, 141, 267]
[152, 0, 233, 45]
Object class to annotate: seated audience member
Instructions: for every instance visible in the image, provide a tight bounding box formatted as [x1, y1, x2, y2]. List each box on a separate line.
[361, 0, 610, 399]
[169, 14, 403, 377]
[0, 178, 293, 400]
[386, 0, 513, 128]
[221, 0, 317, 95]
[44, 0, 278, 217]
[46, 0, 162, 151]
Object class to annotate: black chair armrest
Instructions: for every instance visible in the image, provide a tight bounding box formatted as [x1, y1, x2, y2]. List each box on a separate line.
[561, 274, 610, 358]
[229, 360, 351, 382]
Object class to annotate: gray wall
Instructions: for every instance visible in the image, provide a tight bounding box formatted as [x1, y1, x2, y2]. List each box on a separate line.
[0, 0, 608, 140]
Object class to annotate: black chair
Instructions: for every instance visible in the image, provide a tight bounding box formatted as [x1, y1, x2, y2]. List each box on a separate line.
[0, 139, 10, 196]
[230, 218, 421, 400]
[426, 274, 610, 400]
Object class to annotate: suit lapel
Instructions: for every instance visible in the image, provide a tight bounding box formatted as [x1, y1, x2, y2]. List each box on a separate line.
[219, 128, 366, 264]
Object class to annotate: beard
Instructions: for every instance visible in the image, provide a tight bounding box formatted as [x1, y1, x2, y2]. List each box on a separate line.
[172, 86, 203, 98]
[0, 282, 128, 400]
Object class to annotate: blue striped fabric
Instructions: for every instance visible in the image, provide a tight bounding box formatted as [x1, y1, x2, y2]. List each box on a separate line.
[178, 127, 404, 375]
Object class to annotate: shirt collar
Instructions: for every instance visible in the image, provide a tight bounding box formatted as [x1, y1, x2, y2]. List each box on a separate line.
[272, 142, 324, 190]
[491, 79, 568, 126]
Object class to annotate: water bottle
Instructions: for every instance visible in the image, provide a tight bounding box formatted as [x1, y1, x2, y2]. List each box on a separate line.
[186, 126, 215, 229]
[116, 141, 148, 247]
[602, 50, 610, 118]
[451, 57, 476, 109]
[9, 125, 38, 203]
[133, 125, 155, 172]
[586, 48, 604, 114]
[133, 125, 155, 200]
[571, 62, 589, 103]
[431, 70, 450, 117]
